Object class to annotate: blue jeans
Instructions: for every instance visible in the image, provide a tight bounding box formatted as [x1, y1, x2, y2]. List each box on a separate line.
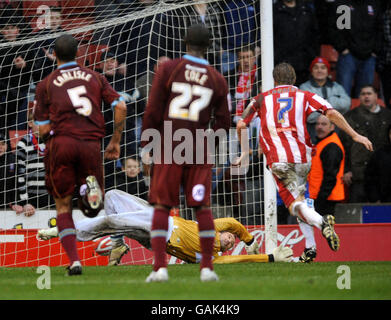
[336, 53, 376, 98]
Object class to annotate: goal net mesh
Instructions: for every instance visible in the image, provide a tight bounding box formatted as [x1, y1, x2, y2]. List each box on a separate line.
[0, 0, 265, 267]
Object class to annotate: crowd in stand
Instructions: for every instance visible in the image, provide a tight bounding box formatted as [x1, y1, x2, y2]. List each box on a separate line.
[0, 0, 390, 220]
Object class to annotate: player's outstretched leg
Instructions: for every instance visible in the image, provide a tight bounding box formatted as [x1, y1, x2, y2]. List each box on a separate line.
[321, 215, 340, 251]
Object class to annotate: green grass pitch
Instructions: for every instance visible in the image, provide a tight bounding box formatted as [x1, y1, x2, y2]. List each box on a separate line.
[0, 261, 390, 300]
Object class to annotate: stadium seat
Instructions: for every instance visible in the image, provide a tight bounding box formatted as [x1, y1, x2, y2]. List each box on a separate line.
[320, 44, 339, 63]
[350, 98, 386, 110]
[8, 130, 28, 151]
[320, 44, 339, 81]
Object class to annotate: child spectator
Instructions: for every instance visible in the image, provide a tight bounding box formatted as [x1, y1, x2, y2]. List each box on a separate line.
[116, 157, 148, 200]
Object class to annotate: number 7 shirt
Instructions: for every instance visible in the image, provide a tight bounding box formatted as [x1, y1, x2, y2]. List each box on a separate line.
[34, 61, 122, 140]
[243, 85, 333, 166]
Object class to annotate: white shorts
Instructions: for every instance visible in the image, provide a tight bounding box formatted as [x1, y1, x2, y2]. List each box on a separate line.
[270, 162, 311, 208]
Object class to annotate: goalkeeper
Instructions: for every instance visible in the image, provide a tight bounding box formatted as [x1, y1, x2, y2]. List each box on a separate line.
[38, 190, 292, 265]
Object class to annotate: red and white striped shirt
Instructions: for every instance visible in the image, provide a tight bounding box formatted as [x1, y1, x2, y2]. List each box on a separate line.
[243, 85, 333, 166]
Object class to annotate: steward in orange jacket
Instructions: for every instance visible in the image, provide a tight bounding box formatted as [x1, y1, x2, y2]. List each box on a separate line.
[308, 116, 345, 214]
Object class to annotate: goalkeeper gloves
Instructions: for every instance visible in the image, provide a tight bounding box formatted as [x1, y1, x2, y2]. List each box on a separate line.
[245, 238, 260, 254]
[272, 245, 293, 262]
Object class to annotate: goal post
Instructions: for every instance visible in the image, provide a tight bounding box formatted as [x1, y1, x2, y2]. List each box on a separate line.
[260, 0, 277, 254]
[0, 0, 278, 266]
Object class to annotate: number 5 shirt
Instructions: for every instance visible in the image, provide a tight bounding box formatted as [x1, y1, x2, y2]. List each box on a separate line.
[243, 85, 333, 166]
[34, 61, 121, 140]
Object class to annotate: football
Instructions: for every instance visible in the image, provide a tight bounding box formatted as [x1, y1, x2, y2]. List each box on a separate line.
[93, 236, 113, 256]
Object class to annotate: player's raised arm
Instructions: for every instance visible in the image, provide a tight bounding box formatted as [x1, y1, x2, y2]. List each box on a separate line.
[306, 91, 373, 152]
[105, 99, 126, 160]
[99, 73, 127, 160]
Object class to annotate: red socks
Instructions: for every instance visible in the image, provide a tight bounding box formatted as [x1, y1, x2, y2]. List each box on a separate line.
[196, 208, 215, 270]
[57, 212, 80, 265]
[150, 208, 169, 271]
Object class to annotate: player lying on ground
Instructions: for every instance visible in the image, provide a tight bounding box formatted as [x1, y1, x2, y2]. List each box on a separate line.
[38, 190, 293, 265]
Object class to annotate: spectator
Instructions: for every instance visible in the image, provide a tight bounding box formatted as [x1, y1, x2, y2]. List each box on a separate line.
[273, 0, 320, 85]
[0, 132, 16, 209]
[225, 45, 261, 181]
[330, 0, 383, 98]
[378, 4, 391, 109]
[136, 56, 171, 144]
[174, 1, 227, 70]
[116, 157, 148, 200]
[0, 16, 34, 131]
[97, 51, 139, 188]
[340, 85, 391, 202]
[136, 56, 171, 103]
[32, 6, 64, 82]
[300, 57, 351, 143]
[13, 112, 53, 216]
[226, 45, 260, 125]
[222, 0, 259, 74]
[313, 0, 335, 45]
[112, 0, 167, 86]
[364, 125, 391, 203]
[301, 114, 345, 262]
[308, 114, 345, 215]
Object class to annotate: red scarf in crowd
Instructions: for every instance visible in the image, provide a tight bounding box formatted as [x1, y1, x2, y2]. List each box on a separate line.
[30, 130, 45, 156]
[235, 64, 257, 116]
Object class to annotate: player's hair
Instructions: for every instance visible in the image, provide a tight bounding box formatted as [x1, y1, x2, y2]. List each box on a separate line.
[184, 24, 211, 53]
[273, 62, 296, 86]
[54, 34, 78, 62]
